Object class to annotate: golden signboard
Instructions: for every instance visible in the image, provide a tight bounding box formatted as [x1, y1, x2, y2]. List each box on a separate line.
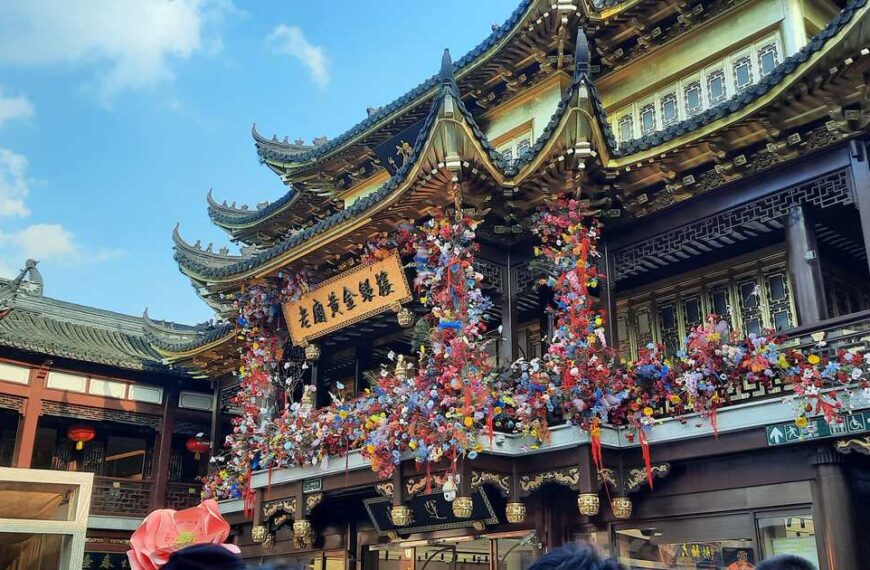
[283, 251, 412, 344]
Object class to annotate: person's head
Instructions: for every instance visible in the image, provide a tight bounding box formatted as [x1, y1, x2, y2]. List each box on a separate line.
[756, 554, 816, 570]
[527, 542, 624, 570]
[163, 544, 245, 570]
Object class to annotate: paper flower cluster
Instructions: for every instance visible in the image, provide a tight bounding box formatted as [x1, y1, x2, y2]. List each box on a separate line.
[202, 197, 870, 500]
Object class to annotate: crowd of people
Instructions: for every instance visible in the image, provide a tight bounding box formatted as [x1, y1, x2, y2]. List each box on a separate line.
[159, 542, 818, 570]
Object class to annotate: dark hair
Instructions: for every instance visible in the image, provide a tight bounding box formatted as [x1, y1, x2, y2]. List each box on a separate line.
[756, 554, 817, 570]
[163, 544, 245, 570]
[527, 543, 624, 570]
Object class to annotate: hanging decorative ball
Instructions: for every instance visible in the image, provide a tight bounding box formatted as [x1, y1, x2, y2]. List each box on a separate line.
[293, 518, 312, 538]
[390, 505, 413, 527]
[67, 425, 96, 451]
[250, 524, 268, 544]
[397, 307, 415, 328]
[262, 532, 275, 550]
[185, 436, 210, 460]
[505, 502, 526, 524]
[452, 496, 474, 519]
[304, 343, 321, 361]
[611, 497, 633, 520]
[577, 493, 600, 516]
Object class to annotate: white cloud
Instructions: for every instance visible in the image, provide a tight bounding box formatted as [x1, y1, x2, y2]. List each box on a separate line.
[0, 87, 34, 127]
[0, 147, 125, 270]
[268, 25, 329, 89]
[0, 0, 231, 105]
[0, 148, 30, 217]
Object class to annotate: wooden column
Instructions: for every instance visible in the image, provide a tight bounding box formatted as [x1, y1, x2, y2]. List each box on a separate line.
[786, 205, 827, 325]
[12, 365, 48, 468]
[354, 344, 372, 395]
[812, 446, 859, 570]
[151, 388, 178, 510]
[209, 380, 221, 462]
[849, 140, 870, 277]
[499, 256, 518, 364]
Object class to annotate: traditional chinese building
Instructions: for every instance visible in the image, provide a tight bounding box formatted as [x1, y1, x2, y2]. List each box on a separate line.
[0, 262, 224, 567]
[159, 0, 869, 569]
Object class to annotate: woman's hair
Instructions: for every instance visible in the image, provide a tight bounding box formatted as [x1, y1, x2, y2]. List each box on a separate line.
[163, 544, 246, 570]
[527, 542, 624, 570]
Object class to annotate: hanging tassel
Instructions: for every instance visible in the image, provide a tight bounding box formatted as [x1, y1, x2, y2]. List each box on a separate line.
[487, 404, 494, 449]
[590, 424, 603, 473]
[243, 465, 255, 519]
[710, 405, 719, 439]
[638, 428, 653, 489]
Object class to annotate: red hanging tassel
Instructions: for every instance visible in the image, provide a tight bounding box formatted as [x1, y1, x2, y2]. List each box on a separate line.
[487, 404, 494, 448]
[243, 465, 254, 519]
[638, 428, 653, 489]
[590, 426, 603, 473]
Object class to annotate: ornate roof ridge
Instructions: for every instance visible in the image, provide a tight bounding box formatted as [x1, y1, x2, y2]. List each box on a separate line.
[253, 0, 537, 165]
[610, 0, 868, 156]
[176, 72, 447, 281]
[172, 224, 255, 267]
[207, 187, 301, 228]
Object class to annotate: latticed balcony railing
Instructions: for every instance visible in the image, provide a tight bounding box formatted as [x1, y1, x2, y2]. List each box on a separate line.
[165, 482, 203, 510]
[91, 476, 152, 516]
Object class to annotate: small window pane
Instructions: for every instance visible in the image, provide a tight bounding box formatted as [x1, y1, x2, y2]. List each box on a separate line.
[740, 281, 759, 309]
[758, 44, 779, 76]
[768, 274, 786, 301]
[757, 513, 819, 568]
[710, 288, 730, 318]
[707, 69, 726, 104]
[661, 93, 678, 126]
[745, 317, 762, 336]
[618, 115, 633, 142]
[640, 104, 656, 135]
[500, 147, 513, 163]
[773, 310, 791, 332]
[733, 56, 752, 90]
[516, 138, 531, 158]
[684, 81, 702, 115]
[684, 296, 702, 327]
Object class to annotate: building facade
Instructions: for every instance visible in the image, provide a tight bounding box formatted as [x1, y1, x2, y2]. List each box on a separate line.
[0, 263, 223, 567]
[3, 0, 869, 569]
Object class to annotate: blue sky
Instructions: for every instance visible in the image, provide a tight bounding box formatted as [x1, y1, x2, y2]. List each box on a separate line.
[0, 0, 516, 324]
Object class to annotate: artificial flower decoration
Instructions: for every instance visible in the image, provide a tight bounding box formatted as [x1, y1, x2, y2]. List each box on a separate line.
[127, 499, 239, 570]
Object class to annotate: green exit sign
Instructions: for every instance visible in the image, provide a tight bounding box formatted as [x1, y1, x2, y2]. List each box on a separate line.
[766, 412, 870, 446]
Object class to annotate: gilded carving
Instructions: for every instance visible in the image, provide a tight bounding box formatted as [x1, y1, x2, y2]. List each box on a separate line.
[625, 464, 671, 492]
[375, 482, 394, 498]
[262, 498, 296, 519]
[519, 467, 580, 495]
[470, 471, 510, 497]
[406, 472, 453, 497]
[835, 436, 870, 455]
[305, 492, 324, 514]
[597, 468, 617, 488]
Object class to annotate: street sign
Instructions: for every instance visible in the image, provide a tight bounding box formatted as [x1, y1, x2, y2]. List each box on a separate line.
[765, 412, 870, 446]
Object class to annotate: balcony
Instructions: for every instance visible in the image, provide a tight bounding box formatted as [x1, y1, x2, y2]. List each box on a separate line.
[91, 476, 152, 517]
[166, 481, 203, 510]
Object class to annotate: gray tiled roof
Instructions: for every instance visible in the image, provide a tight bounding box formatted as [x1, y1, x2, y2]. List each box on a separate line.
[207, 188, 300, 228]
[0, 269, 227, 372]
[252, 0, 535, 165]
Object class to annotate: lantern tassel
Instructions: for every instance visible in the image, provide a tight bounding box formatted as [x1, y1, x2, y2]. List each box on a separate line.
[638, 428, 653, 489]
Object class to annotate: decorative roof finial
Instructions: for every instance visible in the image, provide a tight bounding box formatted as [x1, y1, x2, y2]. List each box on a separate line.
[440, 48, 455, 84]
[574, 29, 590, 81]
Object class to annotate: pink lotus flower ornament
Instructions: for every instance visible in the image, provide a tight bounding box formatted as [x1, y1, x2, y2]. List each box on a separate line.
[127, 499, 240, 570]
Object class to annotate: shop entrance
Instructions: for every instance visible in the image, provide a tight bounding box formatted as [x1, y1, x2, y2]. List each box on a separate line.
[369, 531, 539, 570]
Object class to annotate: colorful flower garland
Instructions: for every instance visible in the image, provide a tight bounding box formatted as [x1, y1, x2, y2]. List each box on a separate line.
[203, 197, 870, 500]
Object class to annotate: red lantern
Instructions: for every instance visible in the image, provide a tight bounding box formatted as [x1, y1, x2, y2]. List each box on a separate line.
[185, 437, 210, 460]
[67, 426, 96, 451]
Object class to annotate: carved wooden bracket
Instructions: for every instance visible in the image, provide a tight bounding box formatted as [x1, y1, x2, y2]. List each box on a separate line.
[519, 467, 580, 497]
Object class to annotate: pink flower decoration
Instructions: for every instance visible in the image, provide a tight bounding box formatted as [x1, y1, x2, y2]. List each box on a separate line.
[127, 499, 240, 570]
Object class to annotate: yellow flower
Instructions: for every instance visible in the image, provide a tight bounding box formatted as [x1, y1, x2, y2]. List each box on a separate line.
[339, 410, 348, 419]
[409, 441, 417, 450]
[778, 355, 789, 368]
[708, 332, 721, 342]
[493, 406, 503, 415]
[795, 416, 809, 429]
[252, 342, 259, 350]
[366, 444, 375, 454]
[807, 354, 821, 365]
[643, 407, 654, 417]
[463, 416, 474, 428]
[669, 394, 682, 404]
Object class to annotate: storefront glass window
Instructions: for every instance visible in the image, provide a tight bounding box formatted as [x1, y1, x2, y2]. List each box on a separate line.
[497, 536, 539, 570]
[756, 513, 819, 568]
[615, 515, 755, 569]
